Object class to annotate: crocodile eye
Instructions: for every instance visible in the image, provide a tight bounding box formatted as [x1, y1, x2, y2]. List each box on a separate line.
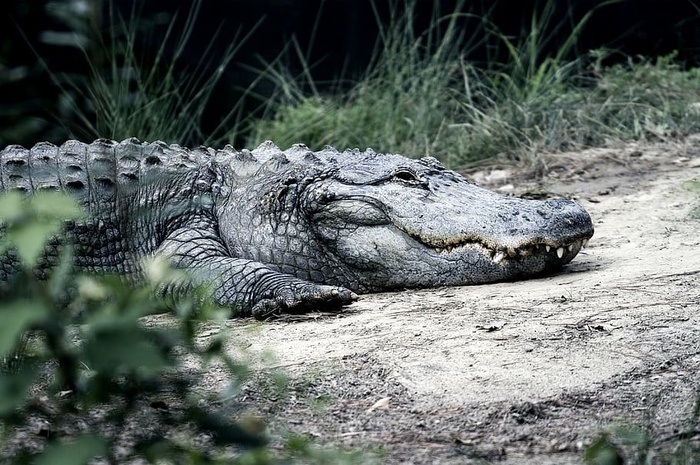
[392, 168, 422, 185]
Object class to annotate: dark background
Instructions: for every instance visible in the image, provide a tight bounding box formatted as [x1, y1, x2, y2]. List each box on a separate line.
[1, 0, 699, 147]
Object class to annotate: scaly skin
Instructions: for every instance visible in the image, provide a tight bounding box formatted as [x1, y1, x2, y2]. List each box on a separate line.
[0, 139, 594, 318]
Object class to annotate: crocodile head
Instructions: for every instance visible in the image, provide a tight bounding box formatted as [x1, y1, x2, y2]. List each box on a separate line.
[219, 143, 594, 293]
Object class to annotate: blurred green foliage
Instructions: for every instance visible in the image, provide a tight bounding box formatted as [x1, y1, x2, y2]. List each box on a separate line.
[0, 191, 370, 464]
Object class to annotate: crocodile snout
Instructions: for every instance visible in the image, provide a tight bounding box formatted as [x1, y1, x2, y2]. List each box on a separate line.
[542, 198, 595, 242]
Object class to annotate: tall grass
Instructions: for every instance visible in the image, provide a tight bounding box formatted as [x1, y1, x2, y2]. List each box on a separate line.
[22, 0, 700, 165]
[49, 1, 258, 146]
[450, 0, 599, 162]
[246, 0, 700, 167]
[457, 52, 700, 165]
[246, 1, 476, 165]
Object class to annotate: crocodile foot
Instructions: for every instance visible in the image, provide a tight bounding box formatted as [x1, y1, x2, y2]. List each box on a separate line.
[251, 282, 358, 319]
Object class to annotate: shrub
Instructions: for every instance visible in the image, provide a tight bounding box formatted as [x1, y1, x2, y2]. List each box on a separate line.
[0, 191, 369, 464]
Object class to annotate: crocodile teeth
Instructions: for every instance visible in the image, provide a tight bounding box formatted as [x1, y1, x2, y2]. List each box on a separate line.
[435, 248, 444, 254]
[493, 251, 506, 264]
[446, 245, 453, 253]
[582, 239, 589, 248]
[556, 247, 564, 258]
[545, 245, 551, 252]
[568, 244, 573, 252]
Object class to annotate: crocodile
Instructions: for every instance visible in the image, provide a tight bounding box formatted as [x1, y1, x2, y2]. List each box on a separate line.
[0, 139, 594, 318]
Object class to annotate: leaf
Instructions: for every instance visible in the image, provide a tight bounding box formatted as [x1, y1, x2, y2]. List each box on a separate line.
[0, 191, 85, 268]
[48, 245, 76, 299]
[689, 204, 700, 220]
[681, 178, 700, 192]
[608, 424, 649, 446]
[285, 434, 311, 453]
[83, 327, 171, 375]
[0, 364, 40, 415]
[0, 300, 50, 358]
[186, 406, 268, 447]
[7, 220, 62, 268]
[30, 191, 84, 220]
[34, 434, 107, 465]
[583, 434, 624, 465]
[76, 276, 108, 300]
[0, 191, 25, 221]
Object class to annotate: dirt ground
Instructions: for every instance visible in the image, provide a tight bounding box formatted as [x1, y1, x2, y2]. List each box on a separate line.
[207, 137, 700, 464]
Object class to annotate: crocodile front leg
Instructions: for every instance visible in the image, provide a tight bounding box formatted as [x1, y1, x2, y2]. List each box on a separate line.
[155, 226, 357, 318]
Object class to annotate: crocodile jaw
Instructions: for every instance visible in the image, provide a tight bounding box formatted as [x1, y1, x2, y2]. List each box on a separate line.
[422, 235, 590, 265]
[309, 188, 594, 292]
[315, 220, 592, 292]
